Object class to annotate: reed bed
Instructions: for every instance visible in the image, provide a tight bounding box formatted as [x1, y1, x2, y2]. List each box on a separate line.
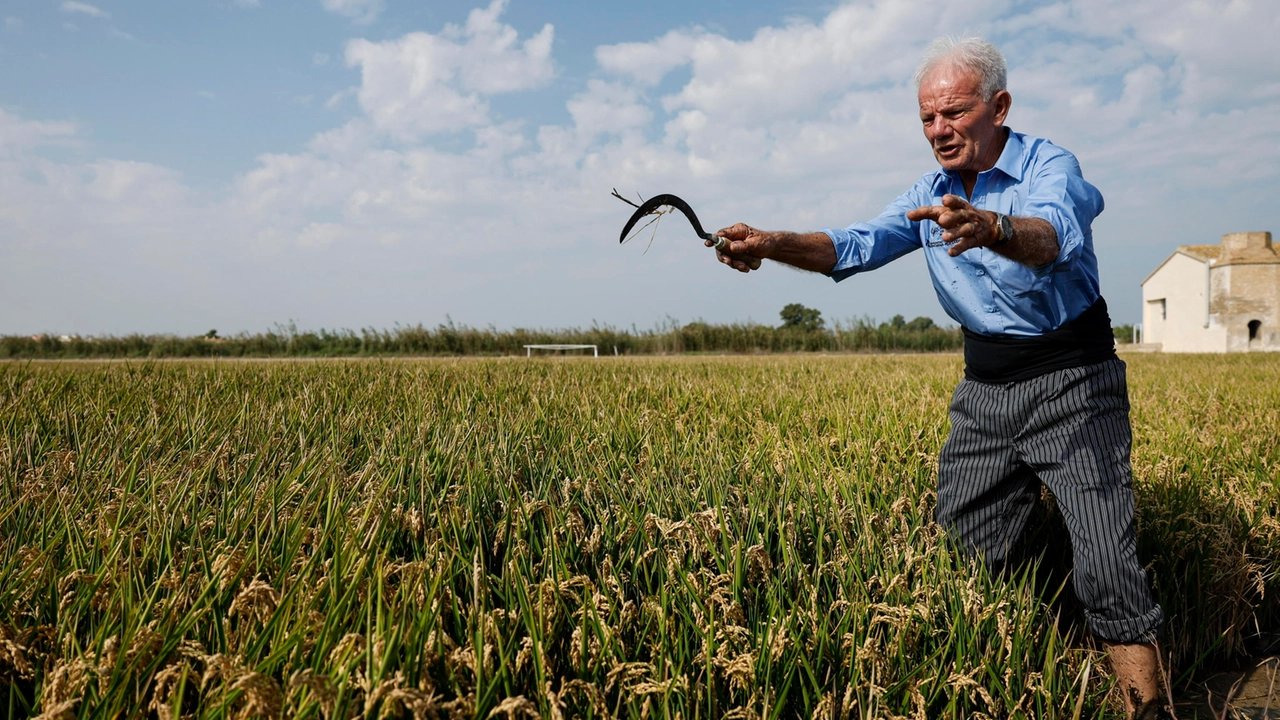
[0, 319, 962, 359]
[1, 354, 1276, 718]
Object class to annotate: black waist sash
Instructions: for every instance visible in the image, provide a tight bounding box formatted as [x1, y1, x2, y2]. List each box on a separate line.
[962, 297, 1117, 384]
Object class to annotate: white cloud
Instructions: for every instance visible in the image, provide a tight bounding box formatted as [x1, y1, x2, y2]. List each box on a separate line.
[566, 81, 652, 139]
[0, 121, 195, 264]
[324, 88, 354, 109]
[343, 0, 555, 140]
[296, 222, 350, 249]
[5, 0, 1280, 335]
[596, 30, 700, 86]
[313, 51, 330, 66]
[213, 0, 1280, 328]
[0, 112, 183, 216]
[320, 0, 382, 25]
[4, 16, 23, 28]
[0, 109, 77, 155]
[60, 2, 109, 19]
[233, 0, 261, 7]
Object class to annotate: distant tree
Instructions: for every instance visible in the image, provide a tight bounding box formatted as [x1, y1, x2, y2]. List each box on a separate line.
[204, 329, 219, 339]
[905, 316, 936, 332]
[881, 315, 936, 332]
[780, 303, 825, 332]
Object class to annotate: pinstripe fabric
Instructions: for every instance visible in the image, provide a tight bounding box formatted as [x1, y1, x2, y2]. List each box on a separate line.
[936, 357, 1163, 643]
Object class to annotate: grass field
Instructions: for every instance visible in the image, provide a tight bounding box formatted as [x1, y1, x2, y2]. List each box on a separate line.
[1, 354, 1277, 718]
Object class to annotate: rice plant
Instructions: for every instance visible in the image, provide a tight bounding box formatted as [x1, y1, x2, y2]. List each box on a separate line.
[1, 354, 1276, 718]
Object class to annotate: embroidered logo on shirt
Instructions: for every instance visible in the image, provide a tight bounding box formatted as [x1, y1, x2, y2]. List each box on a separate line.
[925, 224, 946, 248]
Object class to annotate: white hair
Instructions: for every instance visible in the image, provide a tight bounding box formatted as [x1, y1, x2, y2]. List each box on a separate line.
[914, 36, 1007, 101]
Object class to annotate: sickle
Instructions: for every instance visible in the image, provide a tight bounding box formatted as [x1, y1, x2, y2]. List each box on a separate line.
[618, 193, 762, 270]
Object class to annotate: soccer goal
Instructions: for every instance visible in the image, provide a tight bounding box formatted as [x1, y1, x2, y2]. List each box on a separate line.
[523, 344, 599, 358]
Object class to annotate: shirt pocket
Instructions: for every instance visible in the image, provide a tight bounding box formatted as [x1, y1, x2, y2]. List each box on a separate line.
[988, 253, 1051, 297]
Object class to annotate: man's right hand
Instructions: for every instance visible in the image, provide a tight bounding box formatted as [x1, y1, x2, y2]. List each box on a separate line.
[709, 223, 772, 273]
[709, 224, 839, 275]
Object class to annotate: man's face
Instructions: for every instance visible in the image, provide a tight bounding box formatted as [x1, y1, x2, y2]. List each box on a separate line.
[918, 63, 1011, 174]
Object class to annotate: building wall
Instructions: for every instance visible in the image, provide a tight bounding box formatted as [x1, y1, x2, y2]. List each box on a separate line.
[1142, 252, 1227, 352]
[1213, 263, 1280, 352]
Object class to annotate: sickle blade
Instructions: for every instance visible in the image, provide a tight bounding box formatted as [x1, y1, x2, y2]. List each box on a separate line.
[618, 193, 712, 244]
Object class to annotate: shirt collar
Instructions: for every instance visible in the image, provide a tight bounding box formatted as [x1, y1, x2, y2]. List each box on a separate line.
[931, 127, 1024, 191]
[991, 128, 1023, 182]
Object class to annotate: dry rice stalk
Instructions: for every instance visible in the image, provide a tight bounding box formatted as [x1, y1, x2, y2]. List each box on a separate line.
[212, 547, 248, 593]
[439, 695, 476, 720]
[909, 680, 929, 720]
[150, 662, 193, 720]
[200, 653, 240, 691]
[34, 657, 94, 720]
[328, 633, 367, 667]
[230, 671, 283, 720]
[381, 686, 444, 720]
[542, 681, 565, 720]
[12, 547, 52, 608]
[812, 692, 836, 720]
[947, 667, 997, 713]
[229, 578, 281, 624]
[0, 624, 36, 680]
[486, 695, 540, 719]
[362, 671, 402, 718]
[553, 678, 608, 717]
[746, 544, 772, 585]
[605, 662, 654, 694]
[289, 668, 337, 719]
[56, 569, 95, 612]
[716, 653, 756, 696]
[631, 674, 689, 696]
[122, 626, 165, 671]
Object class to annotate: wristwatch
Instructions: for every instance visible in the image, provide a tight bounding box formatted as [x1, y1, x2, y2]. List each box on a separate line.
[991, 212, 1014, 248]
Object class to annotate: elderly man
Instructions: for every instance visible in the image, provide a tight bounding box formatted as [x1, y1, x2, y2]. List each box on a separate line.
[712, 36, 1166, 718]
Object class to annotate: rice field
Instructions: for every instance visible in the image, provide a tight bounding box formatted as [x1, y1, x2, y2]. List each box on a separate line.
[1, 354, 1277, 719]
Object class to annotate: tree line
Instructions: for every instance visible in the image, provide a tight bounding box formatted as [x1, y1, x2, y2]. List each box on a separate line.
[1, 306, 974, 359]
[3, 305, 1139, 359]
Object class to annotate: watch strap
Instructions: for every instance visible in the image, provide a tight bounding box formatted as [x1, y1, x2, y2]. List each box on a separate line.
[991, 213, 1012, 248]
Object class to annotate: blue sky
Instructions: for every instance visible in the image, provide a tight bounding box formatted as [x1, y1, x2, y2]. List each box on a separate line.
[2, 0, 1278, 335]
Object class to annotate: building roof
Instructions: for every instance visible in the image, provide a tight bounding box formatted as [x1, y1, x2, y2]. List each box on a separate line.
[1217, 246, 1280, 267]
[1141, 242, 1280, 285]
[1177, 245, 1221, 262]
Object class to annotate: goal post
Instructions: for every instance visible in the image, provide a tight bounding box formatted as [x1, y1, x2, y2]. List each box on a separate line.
[523, 344, 598, 358]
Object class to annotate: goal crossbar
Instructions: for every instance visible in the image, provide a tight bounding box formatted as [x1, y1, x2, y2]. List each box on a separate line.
[524, 344, 598, 357]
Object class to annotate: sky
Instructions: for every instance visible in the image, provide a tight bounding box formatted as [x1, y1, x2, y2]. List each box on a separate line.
[2, 0, 1279, 336]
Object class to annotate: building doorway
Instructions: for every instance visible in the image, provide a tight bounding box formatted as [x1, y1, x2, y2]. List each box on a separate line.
[1248, 319, 1262, 348]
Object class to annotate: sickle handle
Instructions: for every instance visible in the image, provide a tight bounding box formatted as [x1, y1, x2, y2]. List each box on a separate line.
[707, 235, 763, 270]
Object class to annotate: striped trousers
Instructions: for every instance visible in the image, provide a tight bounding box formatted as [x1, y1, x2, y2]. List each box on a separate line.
[936, 358, 1163, 643]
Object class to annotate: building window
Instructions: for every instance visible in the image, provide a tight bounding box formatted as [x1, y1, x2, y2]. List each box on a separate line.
[1147, 298, 1166, 320]
[1249, 319, 1262, 341]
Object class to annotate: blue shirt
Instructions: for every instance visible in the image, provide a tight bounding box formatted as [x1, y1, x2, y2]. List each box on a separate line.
[822, 130, 1105, 337]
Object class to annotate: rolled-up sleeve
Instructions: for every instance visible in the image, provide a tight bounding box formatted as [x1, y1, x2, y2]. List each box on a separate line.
[1022, 149, 1104, 272]
[823, 183, 927, 282]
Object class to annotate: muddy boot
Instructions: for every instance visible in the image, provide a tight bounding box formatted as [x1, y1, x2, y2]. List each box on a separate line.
[1104, 641, 1165, 719]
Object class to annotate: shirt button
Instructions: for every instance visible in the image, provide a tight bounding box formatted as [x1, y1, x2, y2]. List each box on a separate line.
[976, 268, 986, 276]
[984, 305, 997, 313]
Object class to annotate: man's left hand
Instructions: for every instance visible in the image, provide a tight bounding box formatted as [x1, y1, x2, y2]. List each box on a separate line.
[907, 194, 999, 257]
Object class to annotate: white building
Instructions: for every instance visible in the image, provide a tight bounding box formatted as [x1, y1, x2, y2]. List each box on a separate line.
[1141, 232, 1280, 352]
